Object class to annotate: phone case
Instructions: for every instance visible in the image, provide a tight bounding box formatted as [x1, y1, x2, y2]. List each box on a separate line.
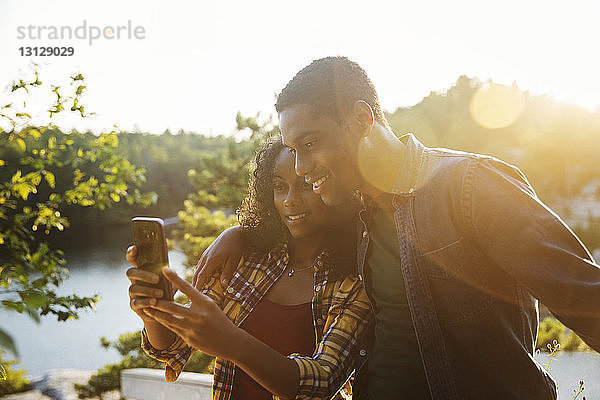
[131, 217, 173, 300]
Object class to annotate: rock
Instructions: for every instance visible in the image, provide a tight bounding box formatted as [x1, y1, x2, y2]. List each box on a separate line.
[3, 369, 125, 400]
[29, 369, 94, 400]
[3, 369, 129, 400]
[3, 389, 52, 400]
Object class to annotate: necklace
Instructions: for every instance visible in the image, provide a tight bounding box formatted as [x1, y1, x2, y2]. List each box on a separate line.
[287, 263, 313, 277]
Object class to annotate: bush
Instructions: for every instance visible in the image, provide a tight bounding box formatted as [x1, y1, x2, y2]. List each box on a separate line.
[74, 331, 214, 399]
[537, 317, 590, 352]
[0, 351, 31, 396]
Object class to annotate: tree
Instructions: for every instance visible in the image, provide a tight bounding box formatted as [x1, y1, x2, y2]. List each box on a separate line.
[174, 113, 278, 269]
[0, 68, 156, 359]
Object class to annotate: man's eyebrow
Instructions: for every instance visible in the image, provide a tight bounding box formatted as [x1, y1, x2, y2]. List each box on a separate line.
[288, 130, 321, 145]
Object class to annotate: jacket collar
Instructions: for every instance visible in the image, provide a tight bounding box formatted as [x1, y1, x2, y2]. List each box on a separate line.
[390, 133, 427, 196]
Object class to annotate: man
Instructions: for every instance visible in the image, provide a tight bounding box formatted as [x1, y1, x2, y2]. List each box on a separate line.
[196, 56, 600, 399]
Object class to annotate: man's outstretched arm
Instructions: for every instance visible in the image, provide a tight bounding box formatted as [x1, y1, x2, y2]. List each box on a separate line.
[467, 157, 600, 351]
[193, 225, 245, 289]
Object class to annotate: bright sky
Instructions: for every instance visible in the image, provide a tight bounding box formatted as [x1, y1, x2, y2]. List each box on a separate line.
[1, 0, 599, 136]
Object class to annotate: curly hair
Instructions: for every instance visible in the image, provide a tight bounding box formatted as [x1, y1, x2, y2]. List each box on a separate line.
[275, 56, 391, 130]
[237, 136, 357, 278]
[237, 136, 287, 252]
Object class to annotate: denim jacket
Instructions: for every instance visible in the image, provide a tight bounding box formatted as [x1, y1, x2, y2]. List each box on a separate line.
[352, 134, 600, 399]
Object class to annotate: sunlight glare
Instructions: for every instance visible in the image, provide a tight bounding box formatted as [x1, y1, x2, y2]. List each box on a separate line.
[470, 82, 526, 130]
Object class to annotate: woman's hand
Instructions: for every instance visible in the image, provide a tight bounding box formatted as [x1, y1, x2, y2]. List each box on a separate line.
[126, 245, 178, 349]
[125, 245, 164, 323]
[192, 225, 246, 289]
[146, 268, 245, 360]
[149, 269, 301, 398]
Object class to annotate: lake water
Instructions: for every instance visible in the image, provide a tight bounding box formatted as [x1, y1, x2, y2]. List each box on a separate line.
[1, 234, 188, 378]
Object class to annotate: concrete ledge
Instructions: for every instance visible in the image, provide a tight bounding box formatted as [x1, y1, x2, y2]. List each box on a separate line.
[121, 368, 213, 400]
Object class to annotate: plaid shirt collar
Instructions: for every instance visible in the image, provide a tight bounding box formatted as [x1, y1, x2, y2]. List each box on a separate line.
[225, 241, 331, 327]
[264, 241, 331, 271]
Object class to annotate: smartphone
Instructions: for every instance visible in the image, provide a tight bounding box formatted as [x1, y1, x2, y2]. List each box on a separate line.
[131, 217, 173, 301]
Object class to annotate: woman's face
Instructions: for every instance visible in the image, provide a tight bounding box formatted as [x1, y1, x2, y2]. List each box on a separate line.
[273, 148, 332, 239]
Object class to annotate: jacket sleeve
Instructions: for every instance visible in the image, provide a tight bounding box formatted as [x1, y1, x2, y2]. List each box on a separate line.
[276, 276, 372, 400]
[466, 157, 600, 351]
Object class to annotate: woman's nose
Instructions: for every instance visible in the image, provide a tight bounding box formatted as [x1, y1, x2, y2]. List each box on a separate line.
[283, 189, 300, 208]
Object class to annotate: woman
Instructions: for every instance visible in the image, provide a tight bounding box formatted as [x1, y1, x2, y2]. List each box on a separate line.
[125, 137, 371, 400]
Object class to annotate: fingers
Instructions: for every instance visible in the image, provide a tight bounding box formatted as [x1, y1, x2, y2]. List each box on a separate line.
[192, 256, 204, 289]
[126, 267, 160, 285]
[162, 268, 211, 305]
[150, 299, 194, 317]
[194, 256, 236, 289]
[193, 230, 228, 289]
[128, 283, 160, 316]
[126, 246, 160, 288]
[144, 308, 187, 336]
[193, 261, 213, 290]
[126, 245, 138, 267]
[130, 296, 156, 310]
[128, 283, 163, 299]
[221, 257, 239, 287]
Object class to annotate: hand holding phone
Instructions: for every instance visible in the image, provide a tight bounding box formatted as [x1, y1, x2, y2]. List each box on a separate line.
[130, 217, 173, 301]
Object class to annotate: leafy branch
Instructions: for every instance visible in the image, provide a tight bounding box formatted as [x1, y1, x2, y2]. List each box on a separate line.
[0, 67, 156, 358]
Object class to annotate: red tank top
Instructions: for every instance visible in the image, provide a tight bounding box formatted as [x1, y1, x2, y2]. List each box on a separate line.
[230, 298, 315, 400]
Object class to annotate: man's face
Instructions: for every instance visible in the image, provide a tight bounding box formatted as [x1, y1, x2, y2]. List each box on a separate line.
[279, 104, 361, 206]
[272, 149, 332, 240]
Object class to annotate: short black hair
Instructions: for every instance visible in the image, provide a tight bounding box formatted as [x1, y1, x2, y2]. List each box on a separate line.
[275, 56, 390, 129]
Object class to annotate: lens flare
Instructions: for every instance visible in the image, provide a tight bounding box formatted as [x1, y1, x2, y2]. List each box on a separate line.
[470, 83, 526, 129]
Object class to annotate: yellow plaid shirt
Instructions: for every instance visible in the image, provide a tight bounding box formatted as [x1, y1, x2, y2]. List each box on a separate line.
[141, 242, 372, 400]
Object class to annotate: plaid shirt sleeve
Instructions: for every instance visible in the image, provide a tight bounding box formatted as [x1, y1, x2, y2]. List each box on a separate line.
[278, 276, 372, 400]
[140, 271, 226, 382]
[140, 328, 192, 382]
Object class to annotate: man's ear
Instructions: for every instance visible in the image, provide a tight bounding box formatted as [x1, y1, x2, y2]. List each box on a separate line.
[350, 100, 375, 137]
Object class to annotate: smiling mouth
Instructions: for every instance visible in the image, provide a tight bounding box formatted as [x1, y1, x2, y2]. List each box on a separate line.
[311, 175, 329, 191]
[287, 212, 309, 221]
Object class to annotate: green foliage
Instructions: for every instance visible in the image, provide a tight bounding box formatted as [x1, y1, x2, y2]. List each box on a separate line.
[0, 350, 31, 396]
[111, 131, 236, 219]
[176, 204, 238, 269]
[74, 331, 214, 399]
[388, 76, 600, 203]
[537, 317, 590, 352]
[0, 69, 156, 357]
[174, 114, 278, 269]
[0, 329, 18, 360]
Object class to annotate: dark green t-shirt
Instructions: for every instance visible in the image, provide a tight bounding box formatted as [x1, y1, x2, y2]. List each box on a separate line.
[366, 204, 431, 399]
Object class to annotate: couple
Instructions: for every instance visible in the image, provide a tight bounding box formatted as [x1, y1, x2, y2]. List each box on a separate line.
[128, 57, 600, 399]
